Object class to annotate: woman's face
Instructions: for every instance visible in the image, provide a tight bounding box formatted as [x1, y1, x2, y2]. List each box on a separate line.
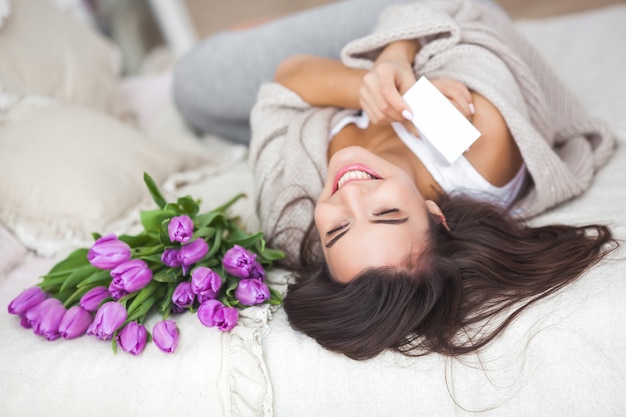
[315, 146, 436, 283]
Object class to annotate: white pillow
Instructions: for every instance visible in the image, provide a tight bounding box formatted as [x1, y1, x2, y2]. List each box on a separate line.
[0, 0, 129, 118]
[0, 99, 197, 256]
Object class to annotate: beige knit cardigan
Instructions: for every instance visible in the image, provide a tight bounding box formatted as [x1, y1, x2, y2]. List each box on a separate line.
[249, 0, 616, 267]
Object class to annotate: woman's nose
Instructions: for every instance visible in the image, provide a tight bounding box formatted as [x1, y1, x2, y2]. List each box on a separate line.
[338, 182, 370, 213]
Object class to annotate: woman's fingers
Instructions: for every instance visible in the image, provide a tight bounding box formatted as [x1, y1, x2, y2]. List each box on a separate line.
[430, 78, 474, 119]
[360, 61, 416, 125]
[361, 69, 475, 125]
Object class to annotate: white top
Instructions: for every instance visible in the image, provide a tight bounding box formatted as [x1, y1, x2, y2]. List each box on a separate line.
[329, 112, 527, 209]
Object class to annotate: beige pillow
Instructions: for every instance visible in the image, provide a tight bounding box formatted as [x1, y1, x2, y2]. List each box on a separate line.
[0, 99, 195, 256]
[0, 0, 129, 118]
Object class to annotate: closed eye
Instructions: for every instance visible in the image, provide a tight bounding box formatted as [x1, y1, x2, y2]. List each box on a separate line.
[325, 227, 349, 248]
[374, 208, 399, 216]
[372, 208, 407, 224]
[326, 222, 349, 237]
[324, 210, 409, 248]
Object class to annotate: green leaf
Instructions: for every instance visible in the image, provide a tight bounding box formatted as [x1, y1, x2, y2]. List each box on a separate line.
[193, 226, 216, 240]
[144, 172, 167, 209]
[141, 254, 167, 265]
[205, 226, 223, 259]
[118, 233, 155, 248]
[75, 270, 112, 288]
[213, 192, 246, 213]
[225, 230, 264, 248]
[45, 248, 89, 276]
[255, 237, 267, 253]
[164, 202, 184, 214]
[125, 280, 162, 318]
[193, 211, 228, 228]
[62, 285, 95, 308]
[269, 287, 283, 305]
[38, 273, 72, 292]
[219, 295, 240, 308]
[197, 258, 220, 269]
[152, 269, 181, 283]
[224, 275, 239, 298]
[258, 248, 286, 262]
[140, 209, 177, 233]
[59, 264, 100, 293]
[132, 244, 164, 257]
[126, 287, 167, 323]
[177, 195, 200, 217]
[159, 284, 177, 319]
[158, 223, 172, 246]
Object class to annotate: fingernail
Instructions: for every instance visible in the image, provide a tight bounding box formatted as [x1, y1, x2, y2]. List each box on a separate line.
[402, 109, 413, 121]
[469, 103, 475, 115]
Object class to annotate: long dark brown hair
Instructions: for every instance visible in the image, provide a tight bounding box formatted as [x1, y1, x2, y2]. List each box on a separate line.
[283, 194, 617, 360]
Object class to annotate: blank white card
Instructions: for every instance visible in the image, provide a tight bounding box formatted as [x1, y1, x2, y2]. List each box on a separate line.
[402, 76, 481, 164]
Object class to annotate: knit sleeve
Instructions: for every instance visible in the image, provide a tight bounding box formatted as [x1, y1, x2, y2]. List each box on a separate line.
[248, 83, 332, 268]
[340, 1, 462, 70]
[340, 0, 616, 218]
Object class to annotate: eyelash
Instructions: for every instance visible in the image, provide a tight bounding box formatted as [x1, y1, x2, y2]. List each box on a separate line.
[326, 209, 400, 236]
[375, 208, 399, 216]
[327, 222, 348, 236]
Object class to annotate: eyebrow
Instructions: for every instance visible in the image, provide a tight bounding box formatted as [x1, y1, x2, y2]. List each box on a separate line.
[325, 217, 409, 248]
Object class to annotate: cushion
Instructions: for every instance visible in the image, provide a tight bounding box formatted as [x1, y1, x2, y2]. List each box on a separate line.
[0, 223, 27, 275]
[0, 0, 129, 118]
[0, 98, 197, 256]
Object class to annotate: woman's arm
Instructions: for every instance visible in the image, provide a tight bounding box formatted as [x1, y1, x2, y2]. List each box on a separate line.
[272, 39, 422, 112]
[465, 92, 524, 187]
[359, 39, 419, 124]
[274, 55, 366, 109]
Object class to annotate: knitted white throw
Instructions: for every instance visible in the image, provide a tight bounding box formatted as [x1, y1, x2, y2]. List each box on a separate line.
[249, 0, 616, 267]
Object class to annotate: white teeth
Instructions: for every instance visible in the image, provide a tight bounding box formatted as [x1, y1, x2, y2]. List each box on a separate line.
[337, 170, 375, 189]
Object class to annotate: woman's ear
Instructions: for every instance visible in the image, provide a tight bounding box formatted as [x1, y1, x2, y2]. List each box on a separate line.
[426, 200, 450, 231]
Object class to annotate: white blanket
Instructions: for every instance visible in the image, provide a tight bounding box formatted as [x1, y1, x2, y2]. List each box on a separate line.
[1, 4, 625, 417]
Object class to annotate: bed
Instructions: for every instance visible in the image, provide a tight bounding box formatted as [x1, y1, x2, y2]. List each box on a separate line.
[1, 1, 625, 416]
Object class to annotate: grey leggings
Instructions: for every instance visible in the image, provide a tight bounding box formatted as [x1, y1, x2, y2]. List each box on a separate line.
[172, 0, 498, 144]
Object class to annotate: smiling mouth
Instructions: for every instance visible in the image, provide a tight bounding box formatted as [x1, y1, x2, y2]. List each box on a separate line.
[333, 165, 381, 194]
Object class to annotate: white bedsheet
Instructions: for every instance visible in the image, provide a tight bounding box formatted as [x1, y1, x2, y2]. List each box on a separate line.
[1, 4, 626, 417]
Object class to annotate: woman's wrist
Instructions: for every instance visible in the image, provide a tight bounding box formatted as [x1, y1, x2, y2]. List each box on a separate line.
[377, 39, 420, 66]
[274, 55, 366, 108]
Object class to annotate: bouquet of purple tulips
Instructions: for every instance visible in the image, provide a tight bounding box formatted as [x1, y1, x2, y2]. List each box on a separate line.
[7, 173, 284, 355]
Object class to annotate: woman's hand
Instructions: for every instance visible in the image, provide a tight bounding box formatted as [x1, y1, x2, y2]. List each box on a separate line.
[360, 40, 419, 125]
[429, 78, 475, 119]
[360, 59, 416, 124]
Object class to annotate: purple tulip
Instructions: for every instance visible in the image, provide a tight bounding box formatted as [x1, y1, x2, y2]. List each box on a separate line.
[170, 304, 187, 314]
[248, 261, 266, 281]
[190, 266, 222, 302]
[161, 248, 181, 268]
[87, 301, 127, 340]
[222, 245, 256, 278]
[117, 322, 147, 355]
[197, 300, 238, 331]
[178, 238, 209, 274]
[19, 316, 31, 329]
[8, 286, 47, 315]
[168, 215, 194, 243]
[171, 281, 195, 309]
[58, 306, 93, 339]
[87, 234, 131, 270]
[235, 279, 270, 306]
[79, 286, 110, 312]
[110, 259, 153, 293]
[108, 280, 128, 301]
[152, 320, 179, 353]
[23, 298, 66, 340]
